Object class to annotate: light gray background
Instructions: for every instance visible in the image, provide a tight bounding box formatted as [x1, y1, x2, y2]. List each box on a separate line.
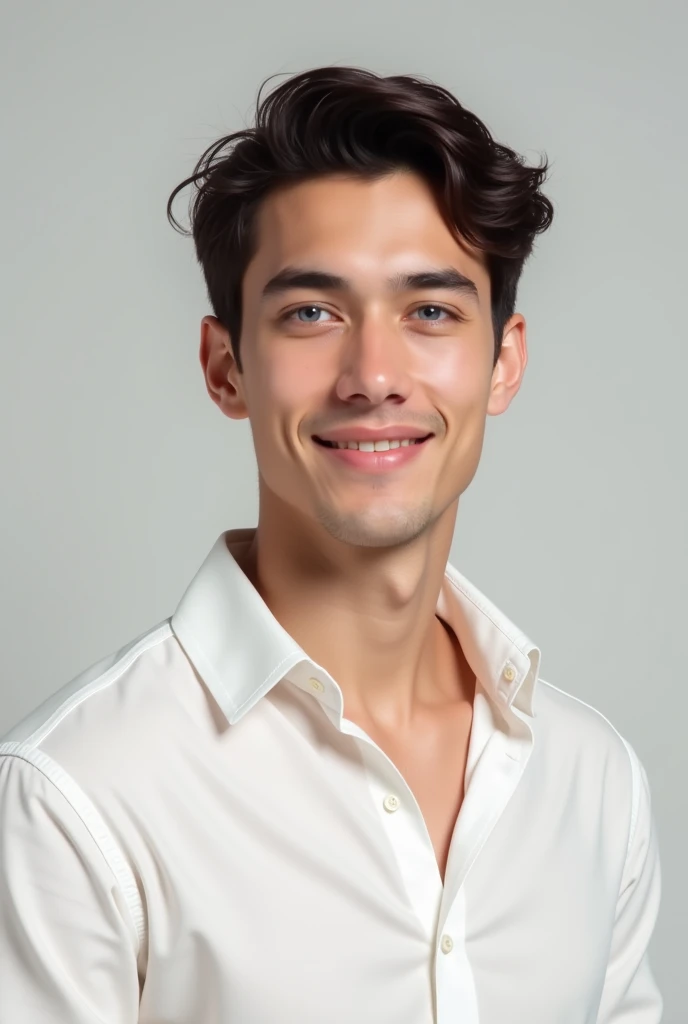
[1, 0, 685, 1017]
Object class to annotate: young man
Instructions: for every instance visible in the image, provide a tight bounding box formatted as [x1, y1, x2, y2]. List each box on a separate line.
[0, 66, 662, 1022]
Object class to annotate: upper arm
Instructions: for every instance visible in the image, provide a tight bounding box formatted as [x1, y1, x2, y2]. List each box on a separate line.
[596, 741, 663, 1023]
[0, 750, 141, 1023]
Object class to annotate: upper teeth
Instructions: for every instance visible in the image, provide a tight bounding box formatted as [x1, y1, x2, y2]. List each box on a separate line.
[330, 439, 419, 451]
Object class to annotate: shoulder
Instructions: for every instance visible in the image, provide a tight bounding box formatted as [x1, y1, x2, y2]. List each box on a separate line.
[0, 618, 203, 793]
[532, 677, 648, 851]
[0, 625, 168, 964]
[534, 675, 639, 758]
[1, 619, 172, 746]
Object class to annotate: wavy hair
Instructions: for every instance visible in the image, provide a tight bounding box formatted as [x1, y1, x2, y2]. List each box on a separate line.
[167, 66, 555, 370]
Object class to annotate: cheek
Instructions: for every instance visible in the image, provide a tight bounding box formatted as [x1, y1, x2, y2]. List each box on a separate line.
[421, 340, 491, 413]
[243, 346, 330, 463]
[423, 344, 492, 486]
[271, 349, 331, 407]
[248, 341, 335, 414]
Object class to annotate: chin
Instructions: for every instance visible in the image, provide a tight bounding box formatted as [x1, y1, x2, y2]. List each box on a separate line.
[314, 502, 435, 549]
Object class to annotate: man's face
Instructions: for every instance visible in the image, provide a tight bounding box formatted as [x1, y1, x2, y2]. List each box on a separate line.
[205, 170, 526, 549]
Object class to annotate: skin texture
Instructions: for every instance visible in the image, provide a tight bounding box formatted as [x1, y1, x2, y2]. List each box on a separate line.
[200, 170, 527, 877]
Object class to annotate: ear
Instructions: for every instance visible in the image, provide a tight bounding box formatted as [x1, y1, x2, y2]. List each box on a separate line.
[199, 315, 249, 420]
[487, 314, 528, 417]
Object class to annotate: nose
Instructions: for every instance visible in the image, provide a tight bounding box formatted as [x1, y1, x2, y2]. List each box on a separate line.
[334, 316, 413, 406]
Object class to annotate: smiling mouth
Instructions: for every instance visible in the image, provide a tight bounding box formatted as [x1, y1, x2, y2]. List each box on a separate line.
[313, 434, 433, 451]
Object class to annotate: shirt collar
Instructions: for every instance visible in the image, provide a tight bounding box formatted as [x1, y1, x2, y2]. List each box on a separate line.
[170, 528, 541, 726]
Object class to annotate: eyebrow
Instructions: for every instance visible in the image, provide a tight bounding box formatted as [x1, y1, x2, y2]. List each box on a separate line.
[260, 265, 480, 304]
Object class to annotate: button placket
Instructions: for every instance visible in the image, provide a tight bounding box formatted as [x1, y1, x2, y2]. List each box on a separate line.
[434, 887, 479, 1023]
[356, 741, 443, 944]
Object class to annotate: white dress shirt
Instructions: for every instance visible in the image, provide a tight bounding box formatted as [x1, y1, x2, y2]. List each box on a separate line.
[0, 528, 662, 1023]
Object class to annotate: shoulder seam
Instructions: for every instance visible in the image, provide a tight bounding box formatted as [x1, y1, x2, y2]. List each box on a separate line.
[0, 743, 146, 953]
[20, 621, 173, 749]
[539, 679, 637, 863]
[538, 678, 626, 742]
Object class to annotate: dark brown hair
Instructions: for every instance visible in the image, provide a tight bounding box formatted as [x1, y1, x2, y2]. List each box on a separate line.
[167, 66, 555, 371]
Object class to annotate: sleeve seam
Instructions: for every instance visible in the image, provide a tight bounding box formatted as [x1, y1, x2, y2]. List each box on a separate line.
[0, 743, 145, 954]
[620, 736, 641, 869]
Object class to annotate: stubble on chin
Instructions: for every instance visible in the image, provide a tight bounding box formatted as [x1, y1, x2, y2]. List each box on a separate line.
[313, 499, 436, 549]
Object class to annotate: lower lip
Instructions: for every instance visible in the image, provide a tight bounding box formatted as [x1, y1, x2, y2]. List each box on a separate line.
[314, 439, 431, 473]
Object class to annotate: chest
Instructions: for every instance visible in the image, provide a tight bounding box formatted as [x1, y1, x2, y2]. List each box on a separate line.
[135, 705, 615, 1024]
[354, 703, 474, 882]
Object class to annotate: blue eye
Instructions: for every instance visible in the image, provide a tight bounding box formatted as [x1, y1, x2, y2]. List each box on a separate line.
[288, 306, 334, 323]
[413, 305, 452, 321]
[281, 303, 462, 325]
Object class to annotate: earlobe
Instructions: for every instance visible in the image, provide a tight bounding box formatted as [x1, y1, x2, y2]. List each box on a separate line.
[200, 315, 250, 421]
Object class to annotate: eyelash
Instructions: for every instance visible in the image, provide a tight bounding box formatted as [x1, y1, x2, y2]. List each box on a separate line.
[279, 303, 466, 325]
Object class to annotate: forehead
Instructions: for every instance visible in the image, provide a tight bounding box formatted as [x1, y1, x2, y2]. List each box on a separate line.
[245, 171, 489, 295]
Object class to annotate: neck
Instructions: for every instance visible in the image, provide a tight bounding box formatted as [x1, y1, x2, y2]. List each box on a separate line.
[235, 492, 473, 730]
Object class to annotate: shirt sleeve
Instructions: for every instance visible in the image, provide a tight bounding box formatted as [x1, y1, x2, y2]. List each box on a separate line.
[0, 751, 141, 1023]
[596, 742, 663, 1023]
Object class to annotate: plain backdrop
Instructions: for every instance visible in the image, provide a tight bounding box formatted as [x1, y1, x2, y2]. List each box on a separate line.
[1, 0, 685, 1018]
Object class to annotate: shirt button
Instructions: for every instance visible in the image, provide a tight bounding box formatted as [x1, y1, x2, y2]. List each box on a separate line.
[440, 934, 454, 954]
[308, 677, 325, 692]
[383, 794, 400, 813]
[502, 663, 516, 682]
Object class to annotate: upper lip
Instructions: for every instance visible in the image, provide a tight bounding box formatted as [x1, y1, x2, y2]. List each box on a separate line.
[314, 426, 433, 442]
